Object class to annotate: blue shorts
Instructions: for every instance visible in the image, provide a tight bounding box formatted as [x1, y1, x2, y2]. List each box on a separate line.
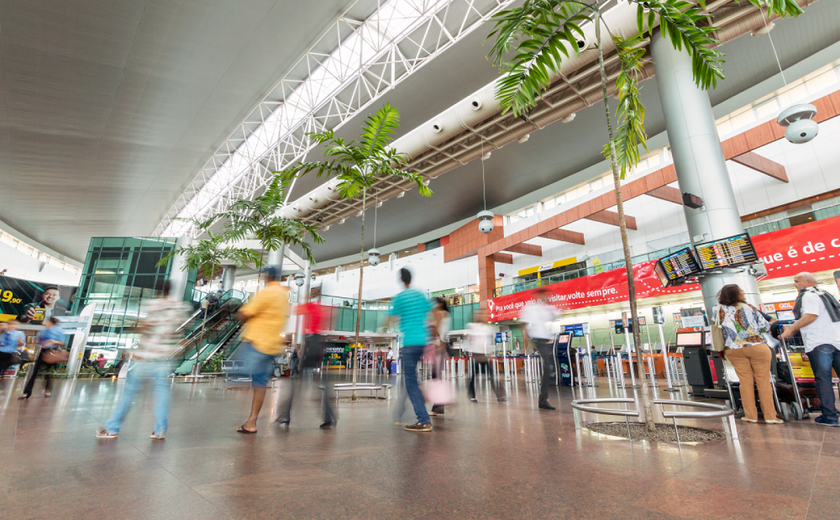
[237, 341, 275, 388]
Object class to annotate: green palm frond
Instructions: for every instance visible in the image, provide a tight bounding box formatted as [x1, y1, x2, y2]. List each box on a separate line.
[361, 103, 401, 160]
[487, 1, 593, 116]
[602, 35, 649, 179]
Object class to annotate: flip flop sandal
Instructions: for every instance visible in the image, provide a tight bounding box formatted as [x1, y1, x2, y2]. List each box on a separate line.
[236, 425, 257, 434]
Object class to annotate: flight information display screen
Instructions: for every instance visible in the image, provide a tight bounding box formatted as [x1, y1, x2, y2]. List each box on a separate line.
[695, 234, 758, 270]
[655, 248, 701, 286]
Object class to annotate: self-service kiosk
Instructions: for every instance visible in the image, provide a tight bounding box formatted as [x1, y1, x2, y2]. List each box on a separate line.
[679, 329, 728, 398]
[554, 333, 573, 386]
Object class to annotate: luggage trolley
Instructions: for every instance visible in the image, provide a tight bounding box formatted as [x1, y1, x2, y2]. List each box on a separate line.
[770, 321, 830, 421]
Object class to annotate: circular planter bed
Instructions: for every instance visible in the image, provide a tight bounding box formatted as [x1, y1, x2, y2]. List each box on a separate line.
[586, 421, 723, 444]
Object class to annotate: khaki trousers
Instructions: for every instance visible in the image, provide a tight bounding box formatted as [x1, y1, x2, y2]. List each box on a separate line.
[726, 343, 777, 421]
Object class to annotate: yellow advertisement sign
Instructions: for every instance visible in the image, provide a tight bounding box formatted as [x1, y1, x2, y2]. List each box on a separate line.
[518, 257, 577, 277]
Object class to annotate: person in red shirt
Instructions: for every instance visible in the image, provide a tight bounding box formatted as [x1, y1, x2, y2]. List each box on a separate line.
[275, 302, 336, 429]
[97, 354, 108, 368]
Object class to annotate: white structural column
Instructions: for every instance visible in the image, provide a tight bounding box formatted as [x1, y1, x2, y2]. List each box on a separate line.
[650, 33, 760, 312]
[294, 262, 312, 346]
[267, 246, 285, 272]
[222, 266, 237, 292]
[169, 236, 193, 302]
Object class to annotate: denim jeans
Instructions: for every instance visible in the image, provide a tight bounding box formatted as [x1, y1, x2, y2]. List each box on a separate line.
[104, 361, 172, 435]
[394, 344, 430, 424]
[809, 344, 840, 422]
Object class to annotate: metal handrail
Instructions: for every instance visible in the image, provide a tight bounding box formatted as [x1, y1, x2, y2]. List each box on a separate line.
[571, 397, 739, 443]
[570, 398, 639, 417]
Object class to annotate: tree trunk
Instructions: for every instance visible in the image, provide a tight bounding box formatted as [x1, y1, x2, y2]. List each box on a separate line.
[352, 185, 367, 399]
[595, 9, 655, 431]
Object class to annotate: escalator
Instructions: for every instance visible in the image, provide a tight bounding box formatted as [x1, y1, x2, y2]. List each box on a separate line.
[172, 289, 248, 374]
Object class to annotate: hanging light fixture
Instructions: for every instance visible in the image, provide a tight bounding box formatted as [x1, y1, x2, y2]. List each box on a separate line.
[760, 11, 819, 144]
[368, 197, 381, 266]
[476, 141, 494, 234]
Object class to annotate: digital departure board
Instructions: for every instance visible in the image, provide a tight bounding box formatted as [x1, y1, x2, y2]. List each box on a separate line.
[655, 248, 701, 286]
[694, 233, 758, 270]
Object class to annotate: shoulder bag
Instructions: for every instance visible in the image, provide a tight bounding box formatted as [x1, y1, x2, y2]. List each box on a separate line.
[711, 305, 726, 352]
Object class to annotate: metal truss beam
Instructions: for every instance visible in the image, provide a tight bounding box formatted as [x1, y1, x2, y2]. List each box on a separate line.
[155, 0, 518, 238]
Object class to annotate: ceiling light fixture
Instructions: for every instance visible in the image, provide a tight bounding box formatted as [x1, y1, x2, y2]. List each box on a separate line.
[518, 134, 530, 143]
[477, 141, 494, 234]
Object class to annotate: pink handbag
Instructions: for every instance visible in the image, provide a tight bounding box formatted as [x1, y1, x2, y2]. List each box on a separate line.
[422, 379, 454, 404]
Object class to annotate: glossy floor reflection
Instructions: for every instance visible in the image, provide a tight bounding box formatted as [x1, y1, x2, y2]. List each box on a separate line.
[1, 372, 838, 520]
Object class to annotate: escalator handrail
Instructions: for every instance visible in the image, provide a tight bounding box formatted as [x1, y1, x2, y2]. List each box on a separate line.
[175, 289, 248, 335]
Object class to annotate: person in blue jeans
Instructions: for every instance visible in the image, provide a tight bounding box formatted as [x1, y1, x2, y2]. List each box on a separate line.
[782, 272, 840, 426]
[96, 281, 190, 439]
[387, 268, 433, 432]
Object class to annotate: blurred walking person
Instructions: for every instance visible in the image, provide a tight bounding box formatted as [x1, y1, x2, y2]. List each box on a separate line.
[388, 268, 433, 432]
[20, 317, 67, 399]
[0, 320, 26, 393]
[276, 300, 336, 429]
[235, 267, 289, 434]
[96, 281, 190, 439]
[520, 286, 559, 410]
[428, 297, 451, 417]
[466, 309, 506, 403]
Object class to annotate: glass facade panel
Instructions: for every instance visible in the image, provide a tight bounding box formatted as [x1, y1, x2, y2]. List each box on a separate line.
[73, 237, 189, 353]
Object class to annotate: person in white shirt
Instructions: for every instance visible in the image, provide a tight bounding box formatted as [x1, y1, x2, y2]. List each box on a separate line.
[465, 308, 506, 403]
[519, 286, 559, 410]
[781, 272, 840, 426]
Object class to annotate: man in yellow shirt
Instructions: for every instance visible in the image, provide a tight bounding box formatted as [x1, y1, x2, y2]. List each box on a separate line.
[235, 267, 289, 434]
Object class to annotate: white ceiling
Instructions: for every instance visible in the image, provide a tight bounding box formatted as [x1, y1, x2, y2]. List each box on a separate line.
[0, 0, 377, 260]
[2, 0, 839, 265]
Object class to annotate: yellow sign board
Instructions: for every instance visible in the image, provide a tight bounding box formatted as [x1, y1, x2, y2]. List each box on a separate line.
[517, 257, 577, 277]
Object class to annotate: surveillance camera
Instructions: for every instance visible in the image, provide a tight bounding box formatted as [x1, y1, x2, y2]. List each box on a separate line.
[478, 220, 494, 234]
[777, 104, 819, 145]
[369, 255, 380, 266]
[785, 118, 819, 144]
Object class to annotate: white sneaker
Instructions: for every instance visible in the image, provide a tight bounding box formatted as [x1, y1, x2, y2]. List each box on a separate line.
[150, 431, 166, 440]
[96, 428, 118, 439]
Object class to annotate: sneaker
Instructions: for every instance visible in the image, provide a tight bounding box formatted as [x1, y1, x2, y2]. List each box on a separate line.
[469, 397, 478, 403]
[404, 422, 433, 432]
[815, 415, 840, 427]
[320, 422, 336, 429]
[150, 431, 166, 440]
[95, 428, 118, 439]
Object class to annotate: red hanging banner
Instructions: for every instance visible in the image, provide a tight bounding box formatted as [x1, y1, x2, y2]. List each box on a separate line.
[488, 214, 840, 322]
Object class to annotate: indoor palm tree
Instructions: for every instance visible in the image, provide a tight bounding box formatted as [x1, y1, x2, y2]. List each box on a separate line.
[161, 175, 323, 280]
[486, 0, 802, 431]
[278, 103, 432, 392]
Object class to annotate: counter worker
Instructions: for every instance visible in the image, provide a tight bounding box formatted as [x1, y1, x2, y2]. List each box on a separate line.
[519, 285, 559, 410]
[781, 272, 840, 427]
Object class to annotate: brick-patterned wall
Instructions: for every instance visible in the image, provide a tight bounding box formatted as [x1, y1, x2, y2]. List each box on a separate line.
[444, 215, 504, 262]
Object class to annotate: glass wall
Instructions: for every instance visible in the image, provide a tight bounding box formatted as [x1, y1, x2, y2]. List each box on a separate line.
[73, 237, 195, 351]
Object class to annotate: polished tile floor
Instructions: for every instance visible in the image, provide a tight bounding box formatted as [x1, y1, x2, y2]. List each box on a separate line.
[0, 372, 838, 520]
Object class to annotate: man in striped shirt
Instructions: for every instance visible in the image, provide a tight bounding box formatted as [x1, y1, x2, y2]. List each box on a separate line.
[388, 268, 433, 432]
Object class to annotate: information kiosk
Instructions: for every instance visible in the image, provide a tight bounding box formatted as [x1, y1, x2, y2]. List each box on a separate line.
[678, 330, 714, 396]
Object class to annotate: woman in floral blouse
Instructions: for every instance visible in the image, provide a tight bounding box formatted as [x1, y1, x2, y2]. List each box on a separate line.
[716, 284, 782, 424]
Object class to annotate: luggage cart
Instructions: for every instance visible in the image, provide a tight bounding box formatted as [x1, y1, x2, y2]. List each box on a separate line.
[770, 321, 822, 421]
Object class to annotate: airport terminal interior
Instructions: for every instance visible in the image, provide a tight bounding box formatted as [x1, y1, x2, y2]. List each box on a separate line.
[3, 0, 840, 518]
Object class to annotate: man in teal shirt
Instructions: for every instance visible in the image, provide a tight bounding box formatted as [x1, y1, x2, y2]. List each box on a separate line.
[388, 268, 433, 432]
